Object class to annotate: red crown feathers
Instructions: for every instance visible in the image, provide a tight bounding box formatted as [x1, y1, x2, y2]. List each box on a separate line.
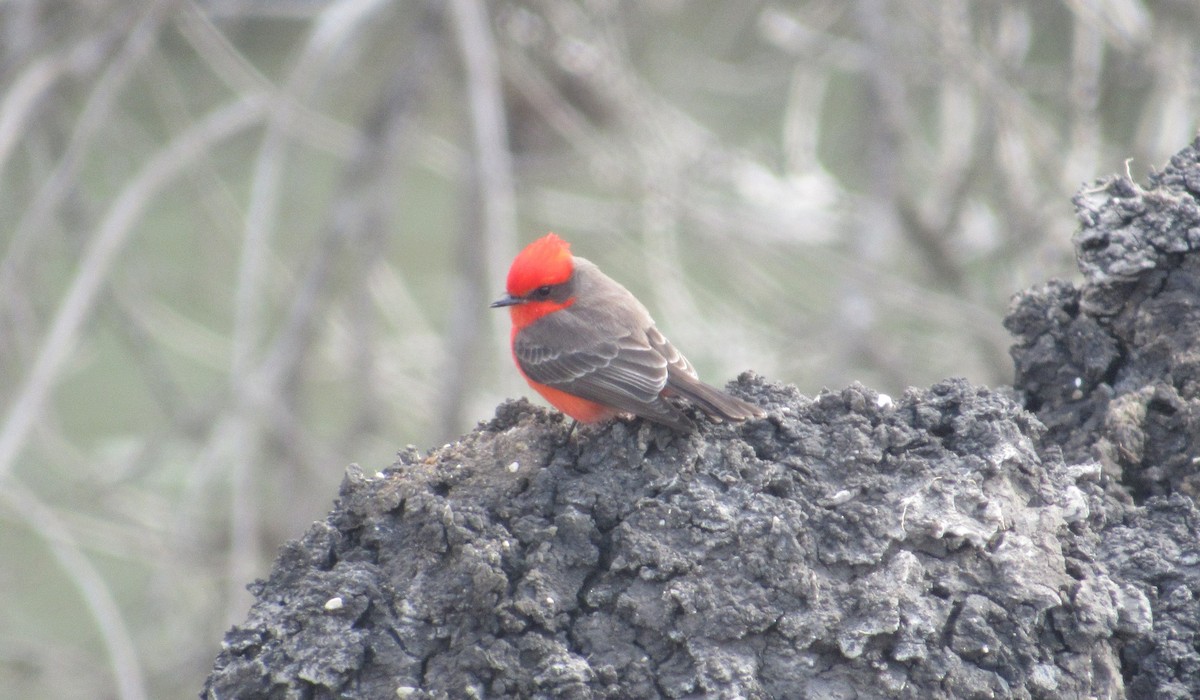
[506, 233, 574, 295]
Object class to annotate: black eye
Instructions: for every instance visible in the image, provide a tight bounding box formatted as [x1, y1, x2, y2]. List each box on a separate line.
[532, 285, 552, 298]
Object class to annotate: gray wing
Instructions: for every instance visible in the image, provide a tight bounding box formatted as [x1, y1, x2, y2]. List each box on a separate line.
[645, 325, 697, 380]
[514, 319, 669, 410]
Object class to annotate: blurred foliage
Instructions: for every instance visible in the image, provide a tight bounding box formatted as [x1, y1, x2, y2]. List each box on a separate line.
[0, 0, 1196, 697]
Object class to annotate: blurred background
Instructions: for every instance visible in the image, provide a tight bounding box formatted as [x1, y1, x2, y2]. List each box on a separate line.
[0, 0, 1196, 697]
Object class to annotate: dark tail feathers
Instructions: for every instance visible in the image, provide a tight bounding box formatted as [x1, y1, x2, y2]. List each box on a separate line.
[665, 367, 764, 423]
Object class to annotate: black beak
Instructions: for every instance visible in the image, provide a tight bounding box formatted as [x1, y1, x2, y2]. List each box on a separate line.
[490, 294, 521, 308]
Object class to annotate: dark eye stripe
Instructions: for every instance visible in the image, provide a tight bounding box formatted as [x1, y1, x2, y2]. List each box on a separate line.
[525, 272, 576, 301]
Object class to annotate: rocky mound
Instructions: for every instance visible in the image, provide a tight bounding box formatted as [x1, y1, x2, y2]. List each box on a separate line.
[1006, 137, 1200, 699]
[203, 137, 1200, 699]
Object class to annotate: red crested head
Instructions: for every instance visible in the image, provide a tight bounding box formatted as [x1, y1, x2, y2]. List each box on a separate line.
[506, 233, 574, 296]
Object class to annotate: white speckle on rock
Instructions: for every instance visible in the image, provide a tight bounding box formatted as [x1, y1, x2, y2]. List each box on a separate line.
[1059, 485, 1090, 523]
[324, 596, 344, 611]
[825, 489, 855, 506]
[1029, 663, 1059, 692]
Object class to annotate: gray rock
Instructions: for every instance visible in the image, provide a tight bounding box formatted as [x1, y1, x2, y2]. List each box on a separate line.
[1008, 136, 1200, 698]
[203, 378, 1123, 699]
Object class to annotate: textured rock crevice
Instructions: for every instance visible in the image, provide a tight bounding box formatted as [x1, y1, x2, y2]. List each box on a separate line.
[204, 138, 1200, 699]
[1007, 136, 1200, 700]
[1007, 140, 1200, 500]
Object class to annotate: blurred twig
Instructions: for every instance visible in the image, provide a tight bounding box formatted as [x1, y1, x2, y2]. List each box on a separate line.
[437, 0, 518, 439]
[176, 0, 358, 156]
[0, 0, 175, 303]
[0, 93, 270, 486]
[215, 0, 397, 621]
[0, 479, 147, 700]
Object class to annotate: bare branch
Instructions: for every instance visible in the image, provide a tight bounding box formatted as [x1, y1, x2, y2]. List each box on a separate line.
[437, 0, 518, 438]
[0, 93, 271, 486]
[0, 479, 148, 700]
[0, 1, 175, 299]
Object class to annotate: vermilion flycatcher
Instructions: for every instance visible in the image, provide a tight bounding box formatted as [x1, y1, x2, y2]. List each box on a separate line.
[491, 233, 763, 432]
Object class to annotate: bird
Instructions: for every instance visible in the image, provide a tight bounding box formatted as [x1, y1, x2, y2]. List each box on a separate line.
[491, 233, 763, 432]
